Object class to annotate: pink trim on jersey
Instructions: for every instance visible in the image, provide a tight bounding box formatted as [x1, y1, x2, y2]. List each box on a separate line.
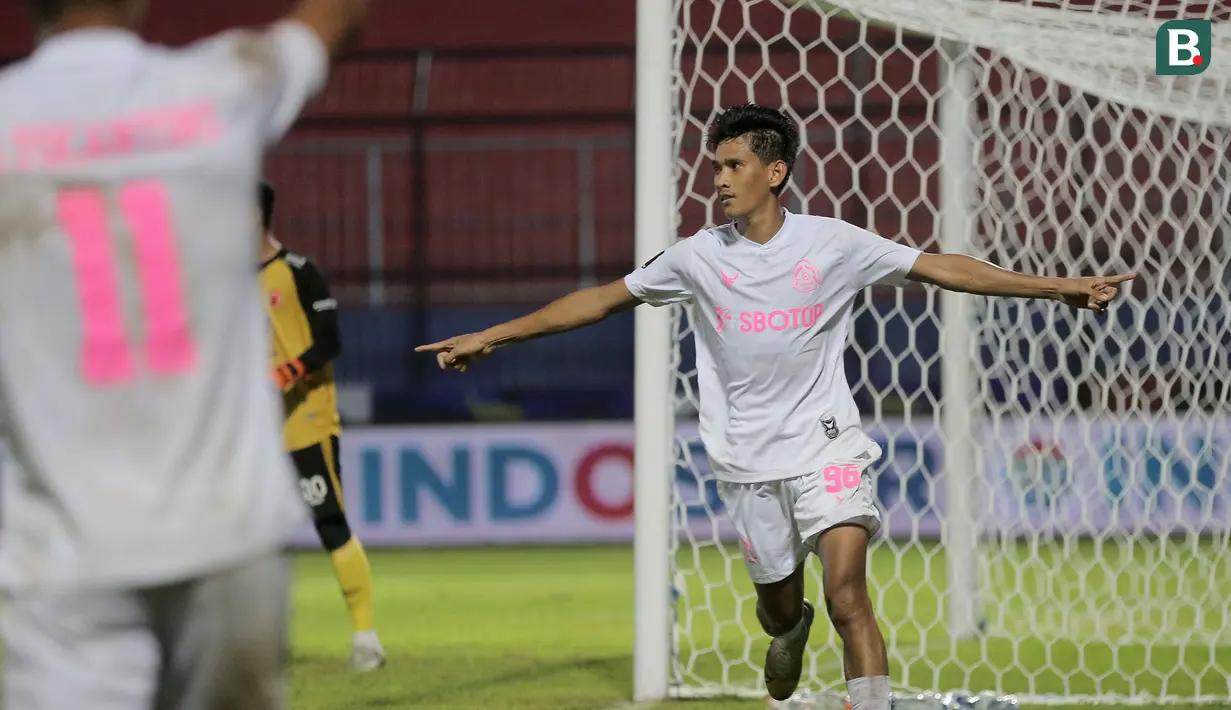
[57, 189, 136, 385]
[121, 182, 198, 375]
[10, 102, 222, 171]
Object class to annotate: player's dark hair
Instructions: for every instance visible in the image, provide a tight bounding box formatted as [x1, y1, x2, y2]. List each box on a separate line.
[705, 103, 800, 196]
[259, 181, 276, 232]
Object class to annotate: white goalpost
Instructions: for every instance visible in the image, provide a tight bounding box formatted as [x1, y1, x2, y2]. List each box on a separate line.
[633, 0, 676, 700]
[634, 0, 1231, 706]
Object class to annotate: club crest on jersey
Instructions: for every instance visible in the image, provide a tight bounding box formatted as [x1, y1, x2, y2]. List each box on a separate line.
[269, 290, 282, 307]
[820, 415, 839, 439]
[792, 259, 820, 293]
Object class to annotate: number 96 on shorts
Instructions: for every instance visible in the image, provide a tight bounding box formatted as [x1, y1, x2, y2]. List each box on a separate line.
[823, 464, 863, 494]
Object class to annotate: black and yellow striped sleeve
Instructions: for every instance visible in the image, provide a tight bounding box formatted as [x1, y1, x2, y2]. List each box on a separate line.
[286, 253, 341, 373]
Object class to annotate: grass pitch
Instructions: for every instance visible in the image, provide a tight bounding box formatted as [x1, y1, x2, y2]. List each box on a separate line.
[289, 544, 1231, 710]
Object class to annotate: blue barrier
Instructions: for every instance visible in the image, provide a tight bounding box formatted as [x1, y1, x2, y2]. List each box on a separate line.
[334, 294, 1226, 423]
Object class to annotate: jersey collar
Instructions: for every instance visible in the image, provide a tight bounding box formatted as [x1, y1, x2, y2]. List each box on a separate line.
[732, 208, 793, 249]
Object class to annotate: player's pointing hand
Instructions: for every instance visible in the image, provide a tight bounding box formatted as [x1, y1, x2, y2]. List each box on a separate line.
[415, 333, 494, 372]
[1054, 272, 1136, 313]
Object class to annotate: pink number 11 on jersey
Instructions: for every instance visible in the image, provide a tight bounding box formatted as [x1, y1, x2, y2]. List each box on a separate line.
[57, 181, 198, 386]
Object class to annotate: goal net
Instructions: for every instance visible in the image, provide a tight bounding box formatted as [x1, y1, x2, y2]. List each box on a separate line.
[657, 0, 1231, 705]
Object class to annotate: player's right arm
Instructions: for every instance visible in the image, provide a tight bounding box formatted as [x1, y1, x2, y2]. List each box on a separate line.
[260, 0, 368, 139]
[283, 0, 369, 59]
[193, 0, 367, 144]
[417, 238, 695, 372]
[415, 280, 641, 372]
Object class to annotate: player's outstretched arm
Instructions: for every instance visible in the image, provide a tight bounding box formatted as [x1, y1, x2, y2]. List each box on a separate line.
[285, 0, 368, 59]
[907, 253, 1136, 314]
[416, 280, 641, 372]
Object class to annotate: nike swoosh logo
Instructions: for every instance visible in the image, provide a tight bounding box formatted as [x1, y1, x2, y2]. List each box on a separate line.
[855, 452, 871, 460]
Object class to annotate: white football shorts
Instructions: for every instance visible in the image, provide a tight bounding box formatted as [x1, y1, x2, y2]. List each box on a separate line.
[717, 435, 883, 584]
[2, 552, 289, 710]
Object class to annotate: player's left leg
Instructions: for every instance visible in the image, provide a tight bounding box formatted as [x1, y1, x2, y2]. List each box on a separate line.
[290, 435, 385, 671]
[792, 452, 890, 710]
[815, 524, 890, 710]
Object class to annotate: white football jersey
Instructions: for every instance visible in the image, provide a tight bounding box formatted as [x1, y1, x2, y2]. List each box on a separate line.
[624, 210, 922, 484]
[0, 23, 328, 591]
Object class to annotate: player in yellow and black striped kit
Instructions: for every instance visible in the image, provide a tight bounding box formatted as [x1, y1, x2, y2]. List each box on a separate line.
[257, 182, 386, 672]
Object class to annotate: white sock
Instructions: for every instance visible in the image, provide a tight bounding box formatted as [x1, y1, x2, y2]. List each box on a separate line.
[847, 675, 890, 710]
[353, 629, 381, 647]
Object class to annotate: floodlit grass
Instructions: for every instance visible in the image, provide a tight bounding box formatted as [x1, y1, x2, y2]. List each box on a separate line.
[288, 543, 1231, 709]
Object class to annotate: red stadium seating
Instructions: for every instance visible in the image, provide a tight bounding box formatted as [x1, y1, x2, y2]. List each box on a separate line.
[0, 1, 1192, 308]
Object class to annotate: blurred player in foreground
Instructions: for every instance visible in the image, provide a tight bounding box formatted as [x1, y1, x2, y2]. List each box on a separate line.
[417, 103, 1134, 709]
[0, 0, 366, 708]
[258, 181, 386, 671]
